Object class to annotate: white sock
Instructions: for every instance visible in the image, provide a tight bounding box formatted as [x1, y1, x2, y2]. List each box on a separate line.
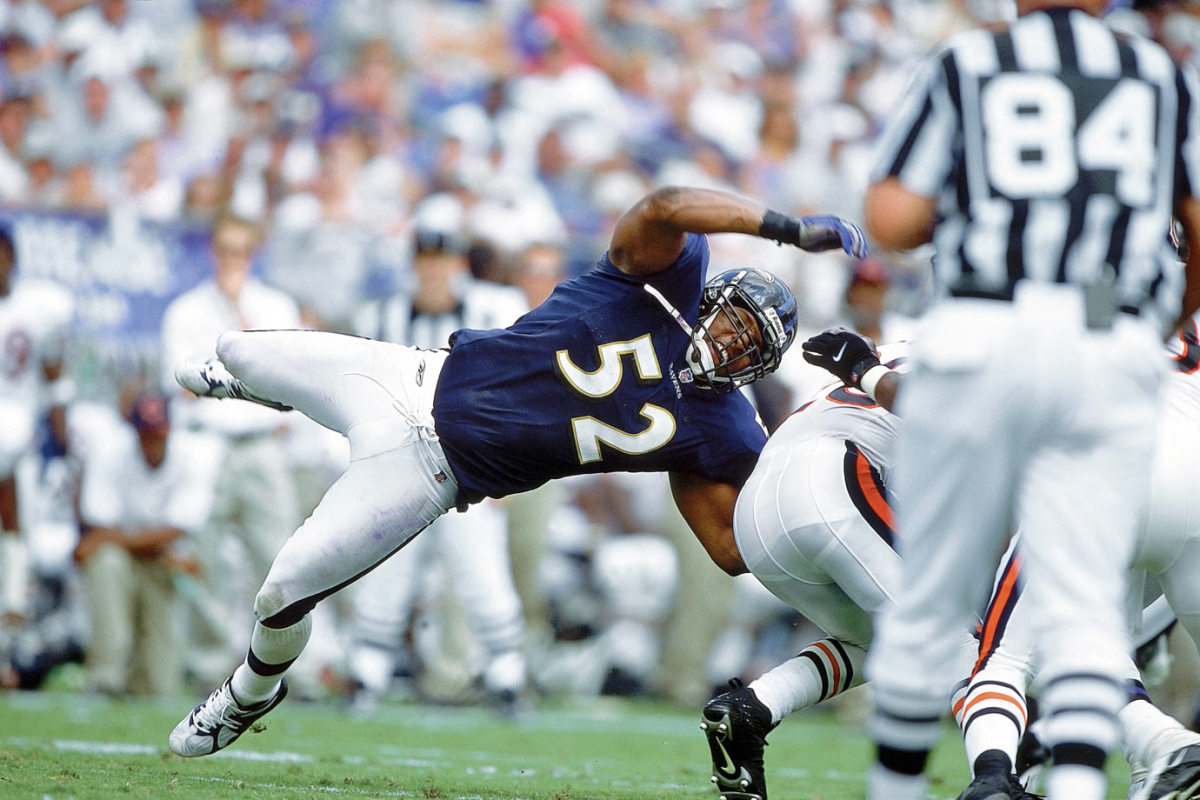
[231, 615, 313, 703]
[0, 533, 29, 617]
[751, 639, 863, 724]
[1120, 698, 1200, 771]
[750, 655, 826, 724]
[866, 763, 928, 800]
[1045, 764, 1106, 800]
[349, 643, 394, 694]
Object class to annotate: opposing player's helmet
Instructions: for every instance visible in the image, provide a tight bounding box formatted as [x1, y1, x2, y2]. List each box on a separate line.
[687, 268, 798, 392]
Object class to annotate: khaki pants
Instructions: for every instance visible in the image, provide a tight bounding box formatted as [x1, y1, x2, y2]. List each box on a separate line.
[655, 496, 736, 706]
[83, 544, 182, 697]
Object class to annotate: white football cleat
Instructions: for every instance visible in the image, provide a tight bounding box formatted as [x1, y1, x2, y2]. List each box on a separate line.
[1134, 743, 1200, 800]
[168, 677, 288, 757]
[175, 358, 292, 411]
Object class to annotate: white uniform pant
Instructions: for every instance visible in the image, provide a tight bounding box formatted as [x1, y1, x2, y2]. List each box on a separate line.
[868, 289, 1166, 753]
[216, 330, 459, 625]
[734, 435, 901, 651]
[1133, 399, 1200, 650]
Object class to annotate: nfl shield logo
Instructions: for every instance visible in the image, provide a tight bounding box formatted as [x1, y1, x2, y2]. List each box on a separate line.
[679, 368, 693, 383]
[434, 470, 448, 483]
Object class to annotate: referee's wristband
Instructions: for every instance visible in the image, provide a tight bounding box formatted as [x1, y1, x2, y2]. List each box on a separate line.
[859, 365, 891, 403]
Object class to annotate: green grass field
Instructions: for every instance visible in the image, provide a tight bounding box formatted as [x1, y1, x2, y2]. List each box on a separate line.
[0, 689, 1133, 800]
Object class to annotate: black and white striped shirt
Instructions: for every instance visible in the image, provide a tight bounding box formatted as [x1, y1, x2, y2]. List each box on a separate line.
[353, 279, 529, 351]
[871, 7, 1200, 322]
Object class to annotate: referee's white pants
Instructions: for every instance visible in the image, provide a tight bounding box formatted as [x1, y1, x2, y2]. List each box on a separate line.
[867, 290, 1166, 756]
[349, 498, 525, 690]
[216, 330, 459, 623]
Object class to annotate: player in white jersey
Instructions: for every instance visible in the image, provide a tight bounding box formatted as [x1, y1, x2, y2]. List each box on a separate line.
[803, 325, 1200, 800]
[700, 341, 978, 800]
[346, 225, 531, 713]
[0, 225, 73, 629]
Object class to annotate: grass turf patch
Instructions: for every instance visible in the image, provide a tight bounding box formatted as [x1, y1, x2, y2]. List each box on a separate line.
[0, 689, 1132, 799]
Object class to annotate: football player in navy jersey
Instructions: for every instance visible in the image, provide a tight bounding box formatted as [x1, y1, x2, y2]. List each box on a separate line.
[165, 185, 867, 757]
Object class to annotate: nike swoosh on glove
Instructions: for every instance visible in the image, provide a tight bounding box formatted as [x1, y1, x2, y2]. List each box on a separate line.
[801, 327, 880, 387]
[798, 216, 868, 259]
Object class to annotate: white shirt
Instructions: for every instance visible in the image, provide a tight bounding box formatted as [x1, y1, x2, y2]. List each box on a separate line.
[0, 277, 73, 407]
[79, 426, 220, 536]
[766, 342, 910, 483]
[160, 277, 301, 437]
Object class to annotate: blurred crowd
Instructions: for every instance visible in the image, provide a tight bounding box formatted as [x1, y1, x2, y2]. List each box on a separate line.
[4, 0, 1200, 718]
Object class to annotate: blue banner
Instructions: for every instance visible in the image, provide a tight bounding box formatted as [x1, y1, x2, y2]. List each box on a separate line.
[4, 209, 216, 393]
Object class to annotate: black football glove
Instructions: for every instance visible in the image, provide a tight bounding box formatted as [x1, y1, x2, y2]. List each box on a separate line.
[801, 327, 880, 388]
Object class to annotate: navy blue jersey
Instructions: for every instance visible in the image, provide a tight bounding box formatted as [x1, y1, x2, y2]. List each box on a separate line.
[433, 234, 767, 505]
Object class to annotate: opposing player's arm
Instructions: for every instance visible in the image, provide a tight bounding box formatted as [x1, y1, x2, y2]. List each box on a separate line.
[668, 471, 747, 576]
[608, 186, 867, 278]
[801, 327, 901, 412]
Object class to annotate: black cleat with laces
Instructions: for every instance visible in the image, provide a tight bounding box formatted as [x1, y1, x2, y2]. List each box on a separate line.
[699, 678, 777, 800]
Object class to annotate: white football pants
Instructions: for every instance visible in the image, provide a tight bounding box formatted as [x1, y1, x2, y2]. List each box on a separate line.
[216, 330, 459, 625]
[734, 435, 900, 651]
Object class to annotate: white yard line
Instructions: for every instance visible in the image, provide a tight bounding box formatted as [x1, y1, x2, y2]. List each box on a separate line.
[0, 738, 316, 763]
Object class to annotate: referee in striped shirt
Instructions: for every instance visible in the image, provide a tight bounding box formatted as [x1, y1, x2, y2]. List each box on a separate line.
[858, 2, 1200, 800]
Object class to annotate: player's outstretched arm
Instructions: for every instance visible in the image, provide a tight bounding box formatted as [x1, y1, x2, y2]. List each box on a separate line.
[608, 186, 867, 278]
[668, 471, 747, 576]
[802, 327, 900, 412]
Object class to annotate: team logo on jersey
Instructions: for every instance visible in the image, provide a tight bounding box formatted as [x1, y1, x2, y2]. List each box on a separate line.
[416, 359, 426, 387]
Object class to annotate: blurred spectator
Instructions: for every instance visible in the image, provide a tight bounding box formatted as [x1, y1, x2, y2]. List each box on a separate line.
[0, 95, 30, 203]
[512, 239, 565, 310]
[511, 0, 597, 75]
[74, 390, 220, 697]
[117, 137, 185, 223]
[0, 224, 73, 635]
[159, 211, 301, 685]
[55, 68, 163, 176]
[347, 213, 531, 715]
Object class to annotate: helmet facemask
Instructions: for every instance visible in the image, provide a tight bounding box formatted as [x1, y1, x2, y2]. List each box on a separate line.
[687, 283, 773, 392]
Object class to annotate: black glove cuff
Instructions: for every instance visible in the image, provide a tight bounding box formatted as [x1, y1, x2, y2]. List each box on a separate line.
[759, 209, 802, 247]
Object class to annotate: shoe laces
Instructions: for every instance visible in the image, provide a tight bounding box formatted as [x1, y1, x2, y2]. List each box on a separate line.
[193, 683, 257, 733]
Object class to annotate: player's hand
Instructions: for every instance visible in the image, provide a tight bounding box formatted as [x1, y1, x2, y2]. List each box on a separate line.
[798, 216, 868, 259]
[801, 327, 880, 388]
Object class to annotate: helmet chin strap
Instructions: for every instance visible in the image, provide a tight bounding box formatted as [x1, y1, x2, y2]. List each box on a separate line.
[643, 284, 728, 387]
[643, 284, 695, 337]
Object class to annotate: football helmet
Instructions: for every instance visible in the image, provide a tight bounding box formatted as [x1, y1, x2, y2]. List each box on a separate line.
[687, 268, 797, 392]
